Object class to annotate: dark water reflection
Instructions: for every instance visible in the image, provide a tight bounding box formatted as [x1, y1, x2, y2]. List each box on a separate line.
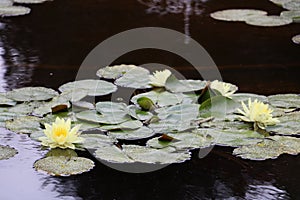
[0, 0, 299, 199]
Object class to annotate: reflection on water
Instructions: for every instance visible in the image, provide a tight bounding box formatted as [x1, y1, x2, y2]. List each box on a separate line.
[138, 0, 207, 44]
[0, 22, 38, 91]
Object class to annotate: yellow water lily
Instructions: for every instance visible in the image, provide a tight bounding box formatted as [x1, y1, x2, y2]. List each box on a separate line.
[149, 69, 172, 87]
[39, 117, 84, 149]
[210, 80, 238, 98]
[237, 98, 279, 130]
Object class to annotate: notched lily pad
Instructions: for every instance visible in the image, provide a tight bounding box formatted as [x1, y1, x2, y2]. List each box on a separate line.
[283, 1, 300, 10]
[266, 111, 300, 135]
[233, 136, 300, 160]
[76, 110, 130, 124]
[0, 6, 31, 17]
[59, 79, 117, 96]
[232, 93, 268, 104]
[0, 93, 16, 106]
[7, 87, 58, 102]
[210, 9, 267, 22]
[96, 64, 142, 79]
[114, 67, 151, 89]
[5, 116, 42, 134]
[0, 144, 18, 160]
[81, 133, 116, 149]
[245, 15, 292, 27]
[34, 156, 95, 176]
[280, 10, 300, 22]
[268, 94, 300, 108]
[108, 126, 154, 140]
[165, 75, 206, 93]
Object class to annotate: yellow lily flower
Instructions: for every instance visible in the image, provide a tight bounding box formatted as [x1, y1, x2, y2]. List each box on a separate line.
[149, 69, 171, 87]
[39, 117, 84, 149]
[237, 98, 279, 130]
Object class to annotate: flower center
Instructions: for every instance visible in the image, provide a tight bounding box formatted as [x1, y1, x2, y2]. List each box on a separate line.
[54, 127, 67, 138]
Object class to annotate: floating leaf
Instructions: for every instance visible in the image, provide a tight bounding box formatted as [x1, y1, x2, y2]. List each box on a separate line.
[34, 156, 95, 176]
[9, 101, 43, 115]
[147, 132, 212, 150]
[5, 116, 42, 134]
[0, 144, 17, 160]
[210, 9, 267, 22]
[266, 111, 300, 135]
[13, 0, 49, 3]
[233, 136, 300, 160]
[29, 130, 44, 141]
[283, 1, 300, 10]
[81, 133, 116, 149]
[59, 79, 117, 96]
[72, 101, 95, 110]
[7, 87, 58, 102]
[96, 101, 128, 115]
[101, 120, 143, 130]
[0, 6, 30, 17]
[268, 94, 300, 108]
[96, 64, 142, 79]
[76, 110, 130, 124]
[94, 145, 191, 164]
[131, 90, 184, 107]
[0, 93, 16, 106]
[269, 0, 293, 6]
[0, 0, 13, 7]
[165, 75, 206, 93]
[108, 126, 154, 140]
[0, 112, 20, 126]
[245, 15, 292, 27]
[199, 128, 264, 147]
[280, 10, 300, 22]
[292, 34, 300, 44]
[45, 148, 78, 158]
[114, 67, 151, 89]
[127, 105, 153, 121]
[232, 93, 268, 104]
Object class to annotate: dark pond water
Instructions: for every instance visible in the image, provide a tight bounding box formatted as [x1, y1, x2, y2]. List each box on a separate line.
[0, 0, 300, 199]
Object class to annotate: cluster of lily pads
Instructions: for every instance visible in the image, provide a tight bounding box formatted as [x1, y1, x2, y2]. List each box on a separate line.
[0, 0, 50, 17]
[0, 64, 299, 176]
[210, 0, 300, 44]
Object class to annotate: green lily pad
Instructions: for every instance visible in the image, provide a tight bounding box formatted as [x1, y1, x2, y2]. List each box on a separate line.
[72, 101, 95, 110]
[81, 133, 116, 149]
[0, 6, 30, 17]
[96, 101, 128, 114]
[94, 145, 191, 164]
[101, 120, 143, 130]
[148, 119, 198, 133]
[9, 101, 43, 115]
[0, 93, 16, 106]
[245, 15, 293, 27]
[283, 1, 300, 10]
[280, 10, 300, 22]
[6, 87, 58, 102]
[266, 111, 300, 135]
[45, 148, 78, 158]
[5, 116, 42, 134]
[29, 130, 44, 141]
[13, 0, 49, 3]
[269, 0, 293, 6]
[108, 126, 154, 140]
[165, 75, 206, 93]
[131, 90, 184, 107]
[59, 79, 117, 96]
[0, 0, 13, 7]
[76, 110, 130, 124]
[210, 9, 268, 22]
[292, 34, 300, 44]
[232, 93, 268, 104]
[199, 128, 264, 147]
[0, 144, 18, 160]
[147, 132, 212, 150]
[127, 105, 153, 121]
[33, 97, 70, 117]
[0, 112, 21, 126]
[268, 94, 300, 108]
[233, 136, 300, 160]
[96, 64, 142, 79]
[114, 67, 151, 89]
[34, 156, 95, 176]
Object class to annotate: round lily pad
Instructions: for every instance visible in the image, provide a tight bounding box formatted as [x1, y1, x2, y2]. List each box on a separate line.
[108, 126, 155, 140]
[292, 34, 300, 44]
[114, 67, 151, 89]
[269, 0, 293, 6]
[0, 144, 18, 160]
[76, 110, 130, 124]
[81, 133, 116, 149]
[280, 10, 300, 22]
[0, 6, 30, 17]
[266, 111, 300, 135]
[210, 9, 267, 22]
[0, 93, 16, 106]
[0, 0, 13, 7]
[13, 0, 48, 3]
[34, 156, 95, 176]
[245, 15, 293, 27]
[96, 64, 141, 79]
[5, 116, 42, 134]
[283, 1, 300, 10]
[6, 87, 58, 102]
[165, 75, 207, 93]
[268, 94, 300, 108]
[59, 79, 117, 96]
[232, 93, 268, 104]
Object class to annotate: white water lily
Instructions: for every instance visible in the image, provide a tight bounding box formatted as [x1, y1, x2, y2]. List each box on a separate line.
[210, 80, 238, 98]
[237, 98, 279, 130]
[149, 69, 172, 87]
[39, 117, 84, 149]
